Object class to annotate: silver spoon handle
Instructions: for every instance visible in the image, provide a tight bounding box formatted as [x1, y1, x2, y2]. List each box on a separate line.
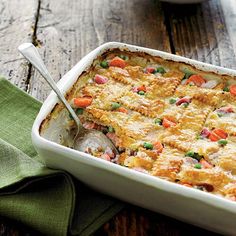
[18, 43, 83, 131]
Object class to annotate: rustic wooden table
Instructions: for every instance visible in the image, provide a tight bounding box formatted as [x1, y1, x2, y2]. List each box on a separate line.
[1, 0, 236, 235]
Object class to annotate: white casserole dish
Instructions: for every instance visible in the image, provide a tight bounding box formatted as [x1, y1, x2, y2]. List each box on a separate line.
[32, 42, 236, 235]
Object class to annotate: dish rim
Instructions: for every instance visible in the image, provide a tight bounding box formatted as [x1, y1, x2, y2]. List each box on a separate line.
[32, 41, 236, 213]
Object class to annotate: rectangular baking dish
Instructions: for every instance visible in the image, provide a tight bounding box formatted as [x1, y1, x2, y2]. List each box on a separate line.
[32, 42, 236, 235]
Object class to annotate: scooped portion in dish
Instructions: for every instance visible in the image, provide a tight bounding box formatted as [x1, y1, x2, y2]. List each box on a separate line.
[40, 49, 236, 202]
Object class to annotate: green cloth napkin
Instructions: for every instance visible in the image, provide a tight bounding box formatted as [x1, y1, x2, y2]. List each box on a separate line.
[0, 77, 124, 236]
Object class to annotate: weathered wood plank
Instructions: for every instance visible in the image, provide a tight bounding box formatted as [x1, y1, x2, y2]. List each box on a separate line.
[28, 0, 170, 101]
[220, 0, 236, 58]
[1, 0, 235, 235]
[163, 0, 236, 69]
[0, 0, 38, 90]
[94, 206, 219, 236]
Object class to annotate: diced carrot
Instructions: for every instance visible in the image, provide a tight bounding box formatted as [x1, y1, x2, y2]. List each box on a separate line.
[153, 141, 163, 153]
[229, 84, 236, 96]
[137, 85, 147, 92]
[209, 128, 228, 141]
[109, 57, 126, 68]
[209, 132, 220, 142]
[74, 97, 93, 108]
[200, 159, 213, 169]
[213, 128, 228, 139]
[117, 107, 128, 113]
[185, 74, 206, 87]
[162, 117, 177, 128]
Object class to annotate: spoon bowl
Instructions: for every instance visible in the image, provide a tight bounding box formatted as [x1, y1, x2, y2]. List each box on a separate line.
[18, 43, 118, 155]
[74, 129, 117, 153]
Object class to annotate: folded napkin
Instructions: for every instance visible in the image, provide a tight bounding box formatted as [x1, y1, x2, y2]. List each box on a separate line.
[0, 77, 124, 236]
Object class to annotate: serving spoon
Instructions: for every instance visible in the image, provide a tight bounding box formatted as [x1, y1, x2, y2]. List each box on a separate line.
[18, 43, 118, 154]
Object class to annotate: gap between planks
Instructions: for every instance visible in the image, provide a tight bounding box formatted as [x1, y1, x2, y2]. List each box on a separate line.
[28, 0, 171, 101]
[25, 0, 42, 93]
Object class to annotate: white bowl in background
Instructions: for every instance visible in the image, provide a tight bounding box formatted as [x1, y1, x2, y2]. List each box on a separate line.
[32, 42, 236, 235]
[160, 0, 207, 3]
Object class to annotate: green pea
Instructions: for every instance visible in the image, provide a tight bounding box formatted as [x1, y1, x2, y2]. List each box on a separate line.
[111, 102, 121, 110]
[119, 55, 128, 60]
[185, 151, 202, 161]
[76, 108, 84, 115]
[154, 118, 162, 125]
[156, 67, 166, 74]
[182, 68, 194, 80]
[100, 61, 109, 68]
[223, 87, 229, 92]
[185, 151, 195, 157]
[138, 91, 145, 95]
[169, 98, 177, 104]
[108, 126, 115, 133]
[194, 163, 202, 169]
[143, 142, 153, 150]
[218, 139, 228, 146]
[182, 103, 189, 108]
[217, 112, 223, 117]
[184, 72, 193, 80]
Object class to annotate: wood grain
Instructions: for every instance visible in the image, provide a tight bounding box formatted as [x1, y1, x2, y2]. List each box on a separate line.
[220, 0, 236, 57]
[28, 0, 170, 101]
[0, 0, 38, 90]
[1, 0, 235, 235]
[94, 206, 219, 236]
[163, 0, 236, 69]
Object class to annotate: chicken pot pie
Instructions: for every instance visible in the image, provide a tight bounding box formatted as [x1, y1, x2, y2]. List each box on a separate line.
[41, 49, 236, 202]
